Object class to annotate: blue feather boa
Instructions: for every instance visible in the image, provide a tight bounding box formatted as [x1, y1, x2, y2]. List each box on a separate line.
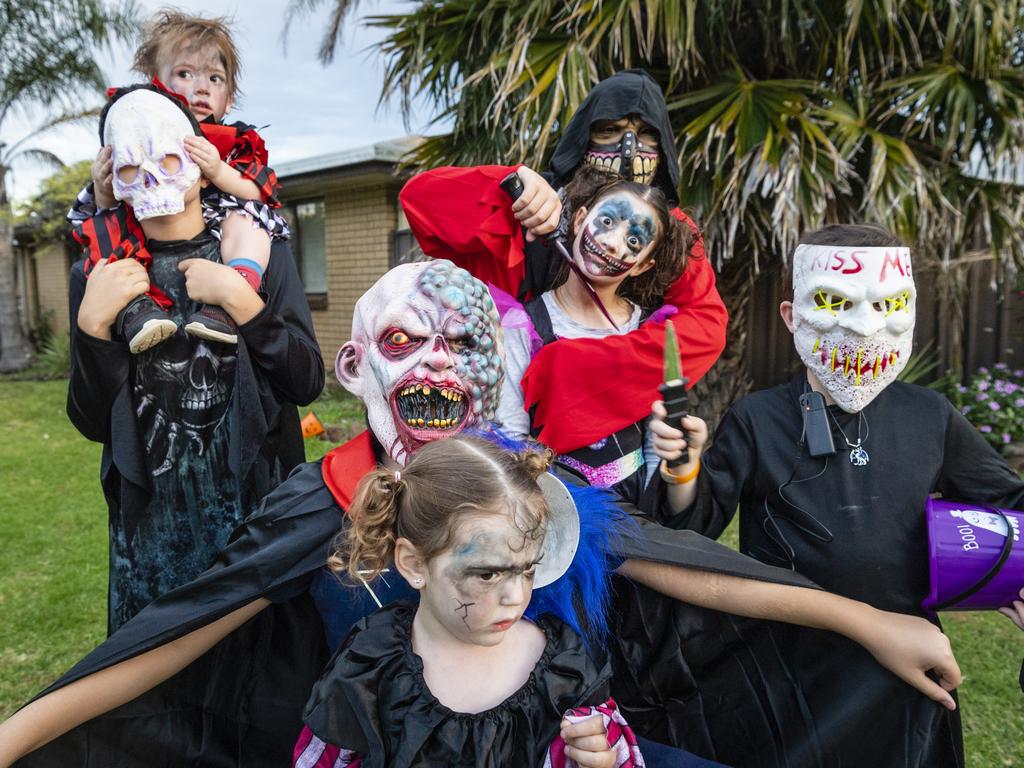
[469, 427, 639, 648]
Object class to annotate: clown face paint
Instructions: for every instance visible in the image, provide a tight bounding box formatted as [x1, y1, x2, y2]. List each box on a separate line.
[420, 512, 545, 647]
[337, 261, 503, 464]
[584, 117, 660, 184]
[791, 244, 915, 412]
[572, 193, 659, 281]
[103, 89, 201, 220]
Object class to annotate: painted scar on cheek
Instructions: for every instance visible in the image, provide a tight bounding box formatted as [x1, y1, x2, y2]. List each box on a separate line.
[453, 599, 475, 629]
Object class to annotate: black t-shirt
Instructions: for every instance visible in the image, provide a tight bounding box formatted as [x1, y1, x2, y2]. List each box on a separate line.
[112, 234, 243, 629]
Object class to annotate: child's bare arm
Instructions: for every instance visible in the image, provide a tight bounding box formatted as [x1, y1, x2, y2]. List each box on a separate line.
[0, 599, 269, 767]
[649, 400, 707, 513]
[178, 258, 264, 324]
[184, 135, 262, 200]
[617, 559, 961, 710]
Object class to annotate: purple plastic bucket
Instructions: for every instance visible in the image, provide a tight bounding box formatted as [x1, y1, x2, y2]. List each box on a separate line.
[923, 498, 1023, 612]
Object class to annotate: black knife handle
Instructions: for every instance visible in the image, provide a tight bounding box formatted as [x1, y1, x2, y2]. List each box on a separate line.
[499, 171, 525, 201]
[659, 379, 690, 467]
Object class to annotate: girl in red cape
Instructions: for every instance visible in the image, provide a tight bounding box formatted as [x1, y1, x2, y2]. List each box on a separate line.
[400, 70, 727, 463]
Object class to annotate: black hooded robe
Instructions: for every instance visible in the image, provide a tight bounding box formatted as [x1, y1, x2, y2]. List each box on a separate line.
[676, 376, 1024, 767]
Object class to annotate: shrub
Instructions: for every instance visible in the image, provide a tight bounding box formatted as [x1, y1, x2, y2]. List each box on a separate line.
[946, 364, 1024, 451]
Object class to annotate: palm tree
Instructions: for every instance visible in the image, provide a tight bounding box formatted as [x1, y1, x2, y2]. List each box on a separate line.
[0, 0, 138, 372]
[294, 0, 1024, 407]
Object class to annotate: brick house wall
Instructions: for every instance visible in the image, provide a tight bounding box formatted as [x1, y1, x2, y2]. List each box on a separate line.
[33, 242, 71, 335]
[307, 180, 401, 360]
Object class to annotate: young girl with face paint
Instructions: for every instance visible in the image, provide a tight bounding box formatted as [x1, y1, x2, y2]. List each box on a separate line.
[493, 165, 692, 505]
[295, 436, 645, 768]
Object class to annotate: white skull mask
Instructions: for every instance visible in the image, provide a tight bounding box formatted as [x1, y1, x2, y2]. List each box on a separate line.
[791, 244, 915, 412]
[335, 261, 504, 465]
[103, 89, 201, 220]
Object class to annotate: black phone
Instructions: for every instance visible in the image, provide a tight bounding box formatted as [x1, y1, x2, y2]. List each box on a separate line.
[799, 391, 836, 457]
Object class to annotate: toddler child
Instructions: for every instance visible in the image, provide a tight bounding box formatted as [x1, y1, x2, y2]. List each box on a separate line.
[70, 10, 287, 352]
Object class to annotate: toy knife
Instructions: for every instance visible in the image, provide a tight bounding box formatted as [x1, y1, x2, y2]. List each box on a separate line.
[658, 321, 690, 467]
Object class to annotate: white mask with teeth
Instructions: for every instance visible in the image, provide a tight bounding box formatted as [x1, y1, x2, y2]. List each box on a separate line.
[103, 89, 201, 220]
[791, 243, 915, 412]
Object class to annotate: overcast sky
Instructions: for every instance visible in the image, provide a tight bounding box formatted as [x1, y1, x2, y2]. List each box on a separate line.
[4, 0, 441, 202]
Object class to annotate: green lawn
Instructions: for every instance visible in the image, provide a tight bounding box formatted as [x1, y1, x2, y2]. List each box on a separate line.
[0, 380, 1021, 765]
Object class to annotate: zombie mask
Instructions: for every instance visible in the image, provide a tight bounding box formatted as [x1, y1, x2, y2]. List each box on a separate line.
[790, 244, 915, 412]
[336, 261, 503, 464]
[103, 89, 201, 220]
[572, 192, 658, 280]
[583, 118, 660, 185]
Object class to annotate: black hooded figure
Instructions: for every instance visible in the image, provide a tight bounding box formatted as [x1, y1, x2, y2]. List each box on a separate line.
[549, 69, 680, 196]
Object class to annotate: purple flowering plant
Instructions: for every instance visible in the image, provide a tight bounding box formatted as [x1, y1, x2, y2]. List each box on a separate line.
[947, 364, 1024, 451]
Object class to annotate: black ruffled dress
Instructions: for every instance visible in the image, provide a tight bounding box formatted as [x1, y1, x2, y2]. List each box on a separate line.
[298, 601, 610, 768]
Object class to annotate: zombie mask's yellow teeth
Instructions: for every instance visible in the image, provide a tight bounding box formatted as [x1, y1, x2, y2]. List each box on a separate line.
[397, 382, 466, 430]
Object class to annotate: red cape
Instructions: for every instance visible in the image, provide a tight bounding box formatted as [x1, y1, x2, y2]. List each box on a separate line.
[400, 166, 728, 454]
[321, 431, 377, 510]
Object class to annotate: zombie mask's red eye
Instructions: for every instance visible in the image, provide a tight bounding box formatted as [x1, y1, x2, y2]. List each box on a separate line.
[380, 328, 420, 357]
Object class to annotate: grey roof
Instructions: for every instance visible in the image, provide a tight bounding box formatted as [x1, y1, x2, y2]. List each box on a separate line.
[275, 136, 421, 179]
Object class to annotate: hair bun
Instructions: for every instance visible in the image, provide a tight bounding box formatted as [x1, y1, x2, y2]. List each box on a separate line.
[513, 446, 554, 480]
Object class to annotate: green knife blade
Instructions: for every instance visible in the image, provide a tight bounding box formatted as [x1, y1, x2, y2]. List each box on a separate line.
[663, 321, 683, 384]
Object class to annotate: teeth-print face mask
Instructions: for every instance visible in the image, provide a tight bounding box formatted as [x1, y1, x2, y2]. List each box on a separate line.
[791, 244, 915, 412]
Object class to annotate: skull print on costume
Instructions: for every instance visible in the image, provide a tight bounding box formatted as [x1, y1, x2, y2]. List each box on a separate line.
[791, 244, 915, 413]
[114, 234, 242, 629]
[336, 260, 503, 465]
[103, 88, 202, 220]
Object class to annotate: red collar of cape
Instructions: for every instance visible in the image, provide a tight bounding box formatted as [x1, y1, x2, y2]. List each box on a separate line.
[321, 430, 377, 512]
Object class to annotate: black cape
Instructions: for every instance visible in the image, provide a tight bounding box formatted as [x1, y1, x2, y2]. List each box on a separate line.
[676, 375, 1024, 767]
[14, 443, 819, 766]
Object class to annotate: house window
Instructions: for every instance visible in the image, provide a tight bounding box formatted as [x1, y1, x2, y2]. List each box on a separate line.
[284, 199, 327, 306]
[391, 208, 423, 267]
[391, 228, 423, 267]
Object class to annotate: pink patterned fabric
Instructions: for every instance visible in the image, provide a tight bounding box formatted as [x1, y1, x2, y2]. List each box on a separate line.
[292, 726, 361, 768]
[544, 697, 646, 768]
[488, 282, 544, 357]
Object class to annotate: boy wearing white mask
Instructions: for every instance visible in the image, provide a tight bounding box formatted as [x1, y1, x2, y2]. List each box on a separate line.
[650, 224, 1024, 767]
[71, 83, 323, 633]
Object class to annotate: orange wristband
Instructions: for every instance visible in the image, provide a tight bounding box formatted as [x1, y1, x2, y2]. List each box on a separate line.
[660, 459, 701, 485]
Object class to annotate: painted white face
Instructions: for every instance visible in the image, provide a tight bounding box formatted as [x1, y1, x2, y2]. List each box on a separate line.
[571, 191, 659, 283]
[791, 244, 915, 412]
[103, 89, 201, 220]
[421, 511, 545, 647]
[336, 261, 504, 464]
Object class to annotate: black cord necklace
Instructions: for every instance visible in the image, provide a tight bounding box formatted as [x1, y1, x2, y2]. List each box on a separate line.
[828, 409, 870, 466]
